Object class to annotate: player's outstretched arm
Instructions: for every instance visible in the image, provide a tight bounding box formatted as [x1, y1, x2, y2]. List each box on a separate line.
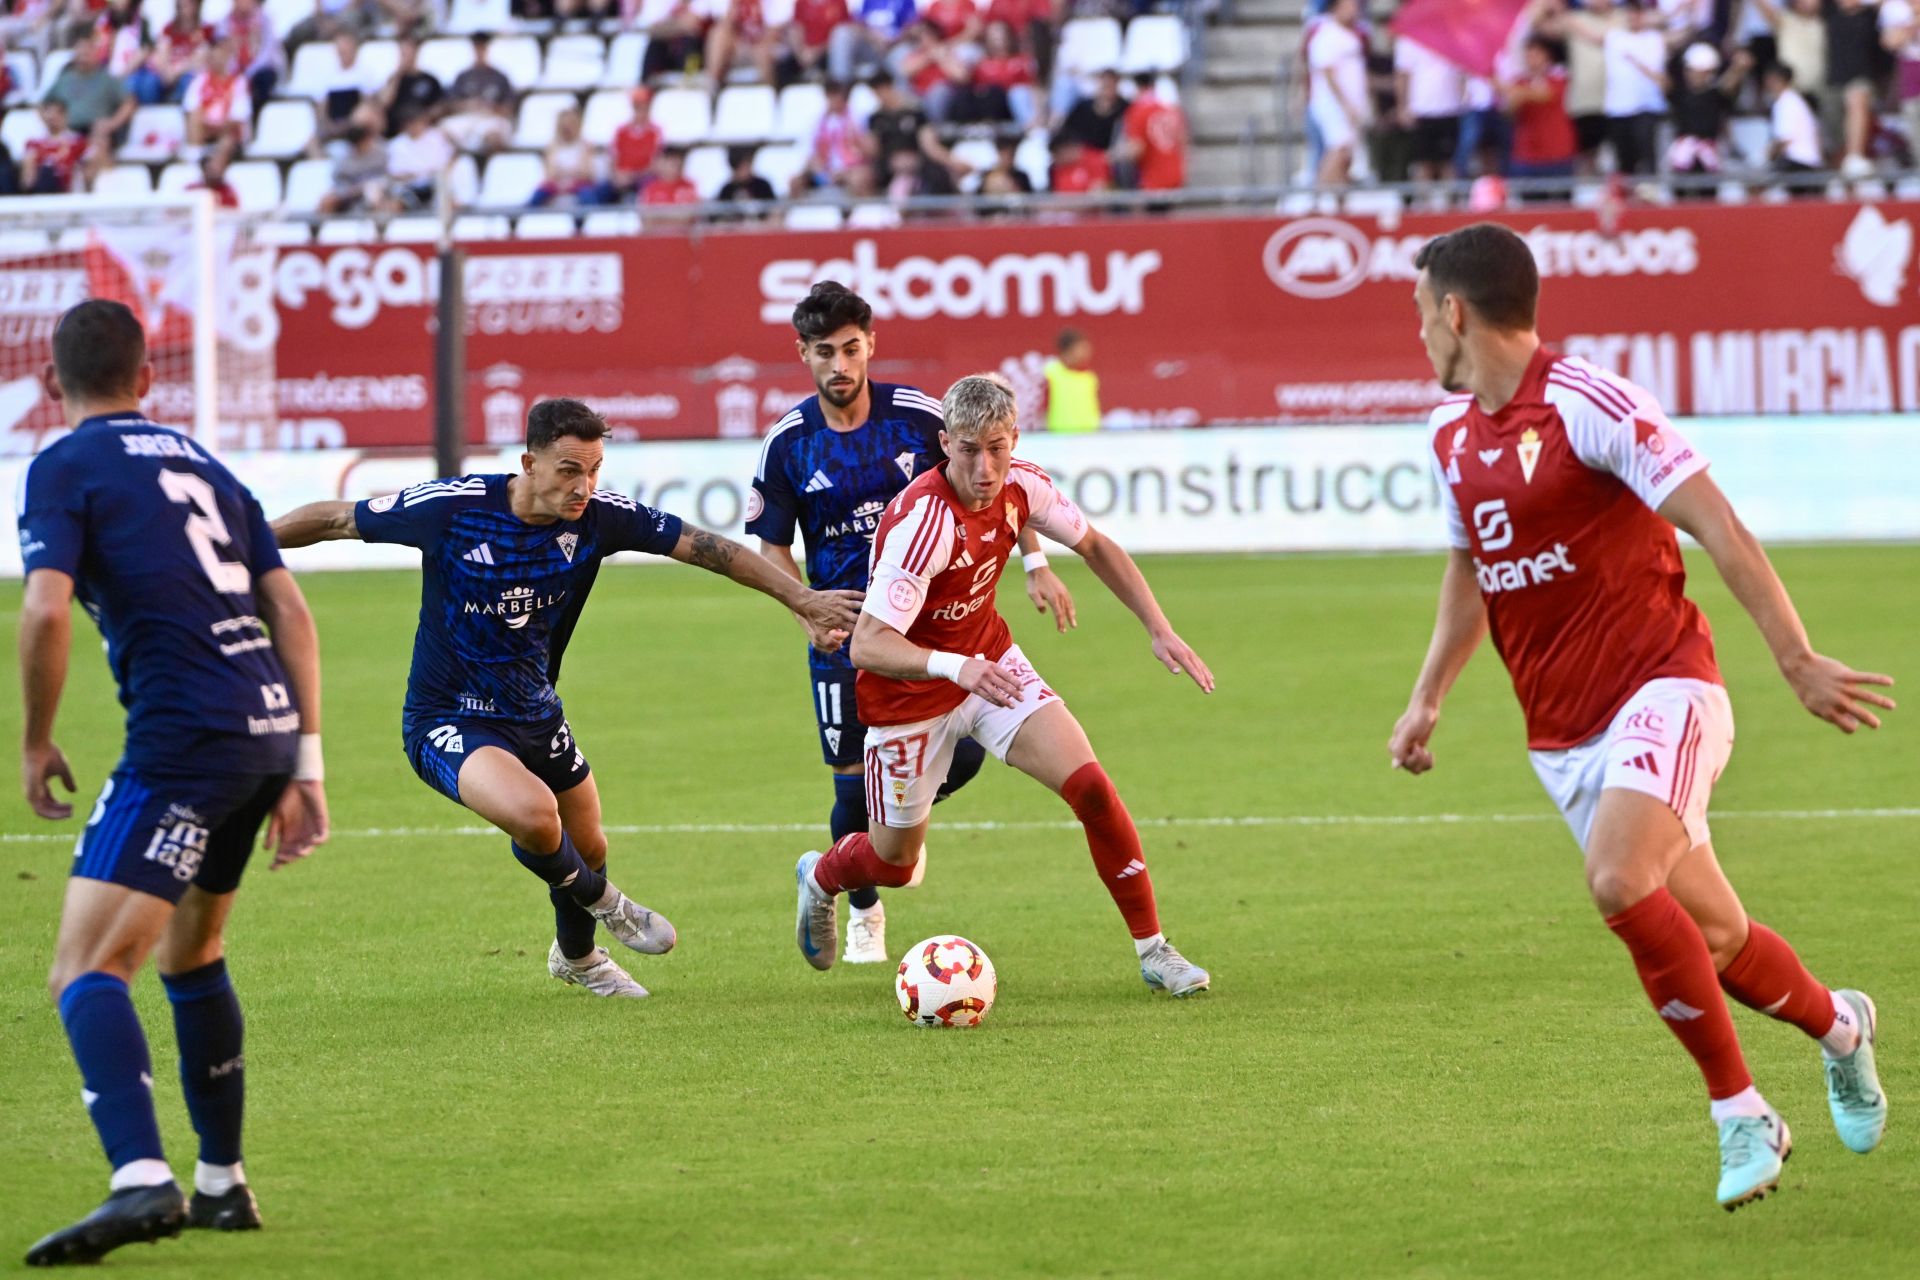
[270, 500, 362, 549]
[1070, 526, 1213, 692]
[1661, 474, 1896, 734]
[17, 568, 77, 820]
[673, 524, 861, 638]
[255, 568, 330, 866]
[1390, 549, 1488, 775]
[757, 537, 849, 655]
[1017, 527, 1077, 632]
[849, 612, 1023, 708]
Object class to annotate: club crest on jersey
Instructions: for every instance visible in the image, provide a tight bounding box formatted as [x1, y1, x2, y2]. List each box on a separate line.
[895, 450, 916, 480]
[1634, 417, 1667, 455]
[1517, 428, 1543, 484]
[368, 493, 398, 513]
[557, 532, 579, 562]
[1004, 500, 1019, 532]
[824, 728, 842, 754]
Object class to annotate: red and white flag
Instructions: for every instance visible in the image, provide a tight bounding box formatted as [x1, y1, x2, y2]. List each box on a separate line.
[1388, 0, 1531, 79]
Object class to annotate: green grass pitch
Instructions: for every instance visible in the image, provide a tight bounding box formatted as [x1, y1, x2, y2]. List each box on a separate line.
[2, 547, 1916, 1278]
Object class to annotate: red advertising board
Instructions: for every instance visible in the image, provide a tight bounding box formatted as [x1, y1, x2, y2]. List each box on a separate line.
[7, 199, 1918, 452]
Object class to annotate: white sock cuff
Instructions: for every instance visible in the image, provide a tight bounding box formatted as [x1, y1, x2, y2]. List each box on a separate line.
[1708, 1086, 1771, 1124]
[1133, 932, 1166, 958]
[850, 902, 884, 919]
[109, 1159, 175, 1191]
[195, 1160, 246, 1196]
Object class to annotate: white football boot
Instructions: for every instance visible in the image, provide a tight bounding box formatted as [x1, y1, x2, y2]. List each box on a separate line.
[590, 888, 677, 954]
[1139, 938, 1212, 997]
[548, 943, 649, 998]
[843, 904, 889, 964]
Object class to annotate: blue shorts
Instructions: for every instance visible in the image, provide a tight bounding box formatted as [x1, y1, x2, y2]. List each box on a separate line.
[808, 665, 864, 768]
[404, 712, 592, 805]
[71, 764, 289, 904]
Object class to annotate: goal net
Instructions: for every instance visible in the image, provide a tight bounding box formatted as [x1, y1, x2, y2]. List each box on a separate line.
[0, 192, 276, 456]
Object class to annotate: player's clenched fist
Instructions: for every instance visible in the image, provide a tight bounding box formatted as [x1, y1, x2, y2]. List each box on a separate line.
[1389, 703, 1440, 775]
[956, 657, 1023, 708]
[21, 740, 76, 820]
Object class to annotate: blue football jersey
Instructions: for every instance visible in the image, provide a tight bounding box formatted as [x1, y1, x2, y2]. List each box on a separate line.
[354, 476, 682, 735]
[744, 383, 945, 669]
[15, 414, 298, 777]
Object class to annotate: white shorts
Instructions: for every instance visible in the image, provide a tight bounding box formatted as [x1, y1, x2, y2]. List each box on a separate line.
[1528, 677, 1734, 854]
[864, 644, 1061, 829]
[1309, 95, 1361, 152]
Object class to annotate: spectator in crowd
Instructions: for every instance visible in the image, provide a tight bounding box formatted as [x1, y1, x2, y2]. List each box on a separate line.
[830, 0, 917, 85]
[885, 137, 959, 201]
[985, 0, 1056, 88]
[377, 34, 443, 140]
[386, 105, 452, 208]
[0, 142, 15, 197]
[640, 144, 702, 213]
[942, 51, 1015, 126]
[1058, 67, 1127, 154]
[130, 0, 210, 105]
[1115, 72, 1186, 192]
[1666, 42, 1749, 183]
[641, 0, 711, 81]
[184, 37, 253, 150]
[867, 73, 933, 172]
[610, 87, 662, 200]
[707, 0, 782, 88]
[318, 30, 386, 144]
[923, 0, 983, 50]
[979, 135, 1033, 195]
[317, 119, 390, 212]
[285, 0, 384, 55]
[1552, 0, 1625, 172]
[1565, 0, 1670, 177]
[1394, 32, 1466, 183]
[1502, 34, 1578, 196]
[99, 0, 152, 88]
[518, 0, 619, 22]
[1049, 132, 1110, 193]
[1746, 1, 1826, 119]
[1822, 0, 1881, 177]
[20, 98, 88, 194]
[789, 0, 852, 83]
[975, 20, 1038, 129]
[530, 106, 609, 207]
[42, 31, 133, 155]
[1455, 70, 1514, 180]
[898, 22, 964, 120]
[218, 0, 285, 112]
[188, 142, 241, 207]
[717, 144, 777, 208]
[1043, 329, 1100, 433]
[807, 79, 873, 188]
[1763, 60, 1824, 176]
[1308, 0, 1371, 185]
[1887, 2, 1920, 165]
[441, 32, 515, 154]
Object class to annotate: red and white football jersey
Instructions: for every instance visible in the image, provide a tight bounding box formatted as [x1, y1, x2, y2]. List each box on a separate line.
[1432, 347, 1720, 750]
[858, 459, 1089, 726]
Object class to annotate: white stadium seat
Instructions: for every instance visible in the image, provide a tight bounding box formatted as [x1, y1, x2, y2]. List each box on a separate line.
[1058, 18, 1123, 78]
[1342, 189, 1404, 221]
[515, 211, 577, 239]
[247, 100, 317, 160]
[1121, 15, 1187, 74]
[848, 82, 879, 124]
[488, 36, 543, 92]
[847, 202, 901, 228]
[316, 218, 379, 244]
[629, 0, 681, 25]
[355, 40, 404, 89]
[712, 86, 776, 143]
[383, 216, 444, 244]
[55, 226, 90, 250]
[539, 35, 607, 91]
[784, 203, 844, 231]
[282, 158, 336, 213]
[156, 161, 198, 196]
[225, 160, 284, 212]
[601, 33, 648, 88]
[774, 83, 826, 142]
[685, 145, 730, 198]
[39, 50, 73, 96]
[144, 0, 177, 27]
[650, 87, 713, 146]
[477, 152, 545, 207]
[3, 106, 48, 156]
[453, 214, 512, 241]
[1729, 117, 1772, 170]
[285, 41, 343, 100]
[446, 0, 512, 35]
[581, 89, 630, 146]
[1013, 129, 1051, 191]
[253, 220, 313, 246]
[418, 37, 478, 87]
[120, 105, 187, 163]
[91, 164, 154, 200]
[4, 51, 35, 106]
[446, 154, 481, 205]
[582, 208, 643, 237]
[264, 0, 310, 36]
[753, 142, 808, 194]
[515, 91, 578, 149]
[201, 0, 233, 22]
[950, 135, 998, 190]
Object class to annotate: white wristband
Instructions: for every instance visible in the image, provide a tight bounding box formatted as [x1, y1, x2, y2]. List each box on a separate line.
[1022, 550, 1049, 573]
[924, 651, 967, 683]
[294, 734, 324, 783]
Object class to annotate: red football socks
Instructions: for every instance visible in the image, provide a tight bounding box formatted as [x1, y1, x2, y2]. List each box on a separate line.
[1605, 887, 1753, 1100]
[811, 833, 916, 894]
[1062, 762, 1161, 940]
[1718, 921, 1838, 1040]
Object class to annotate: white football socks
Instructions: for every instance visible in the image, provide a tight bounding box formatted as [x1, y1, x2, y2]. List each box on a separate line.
[851, 901, 884, 921]
[195, 1160, 246, 1196]
[1133, 932, 1166, 958]
[108, 1159, 174, 1191]
[1709, 1086, 1772, 1125]
[1820, 991, 1862, 1059]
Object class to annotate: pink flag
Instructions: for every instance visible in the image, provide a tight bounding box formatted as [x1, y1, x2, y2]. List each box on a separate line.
[1389, 0, 1532, 79]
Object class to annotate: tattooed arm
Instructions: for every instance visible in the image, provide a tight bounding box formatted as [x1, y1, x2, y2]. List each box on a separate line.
[670, 524, 862, 636]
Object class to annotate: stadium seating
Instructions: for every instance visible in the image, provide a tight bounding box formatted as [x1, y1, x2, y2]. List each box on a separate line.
[774, 83, 827, 144]
[2, 105, 46, 154]
[446, 0, 513, 36]
[712, 86, 777, 144]
[120, 105, 187, 164]
[315, 218, 378, 244]
[253, 220, 313, 245]
[383, 215, 444, 243]
[418, 37, 478, 87]
[1057, 18, 1124, 81]
[488, 36, 544, 93]
[0, 228, 50, 254]
[1121, 15, 1187, 74]
[539, 35, 607, 91]
[38, 49, 71, 96]
[226, 160, 286, 213]
[650, 87, 715, 146]
[156, 161, 198, 196]
[753, 143, 809, 194]
[4, 50, 35, 106]
[514, 91, 578, 150]
[581, 208, 643, 237]
[580, 89, 631, 146]
[247, 101, 317, 161]
[515, 211, 578, 239]
[685, 145, 731, 198]
[477, 152, 545, 207]
[282, 159, 337, 214]
[784, 203, 844, 230]
[602, 33, 649, 89]
[264, 0, 310, 35]
[452, 213, 513, 241]
[92, 164, 154, 200]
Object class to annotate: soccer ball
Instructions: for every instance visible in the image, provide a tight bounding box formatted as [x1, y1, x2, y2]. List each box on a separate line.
[895, 935, 997, 1028]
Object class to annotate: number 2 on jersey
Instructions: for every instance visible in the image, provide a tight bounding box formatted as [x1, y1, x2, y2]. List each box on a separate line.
[158, 469, 251, 594]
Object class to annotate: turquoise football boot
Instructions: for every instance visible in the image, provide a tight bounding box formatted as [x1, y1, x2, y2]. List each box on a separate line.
[1717, 1111, 1791, 1212]
[1826, 989, 1887, 1154]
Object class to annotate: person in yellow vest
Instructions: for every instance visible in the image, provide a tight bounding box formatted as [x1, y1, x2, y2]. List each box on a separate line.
[1043, 329, 1102, 432]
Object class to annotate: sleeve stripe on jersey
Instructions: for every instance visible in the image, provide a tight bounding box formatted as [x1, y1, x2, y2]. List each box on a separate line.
[402, 478, 487, 507]
[895, 388, 945, 418]
[1546, 374, 1634, 422]
[755, 411, 805, 482]
[1549, 362, 1634, 418]
[590, 489, 638, 510]
[901, 497, 947, 577]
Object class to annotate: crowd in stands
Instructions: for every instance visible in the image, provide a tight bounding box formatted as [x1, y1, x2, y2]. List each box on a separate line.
[1303, 0, 1920, 197]
[0, 0, 1193, 225]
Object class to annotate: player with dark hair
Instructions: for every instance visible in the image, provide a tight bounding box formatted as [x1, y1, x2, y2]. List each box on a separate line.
[1390, 222, 1895, 1210]
[791, 374, 1214, 995]
[19, 300, 330, 1264]
[749, 281, 1076, 964]
[273, 398, 860, 998]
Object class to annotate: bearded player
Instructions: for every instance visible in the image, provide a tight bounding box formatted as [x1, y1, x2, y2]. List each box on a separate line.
[750, 281, 1075, 964]
[1389, 223, 1894, 1210]
[790, 374, 1214, 995]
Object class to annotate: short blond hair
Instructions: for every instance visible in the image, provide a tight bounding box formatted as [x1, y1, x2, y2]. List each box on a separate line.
[941, 374, 1018, 441]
